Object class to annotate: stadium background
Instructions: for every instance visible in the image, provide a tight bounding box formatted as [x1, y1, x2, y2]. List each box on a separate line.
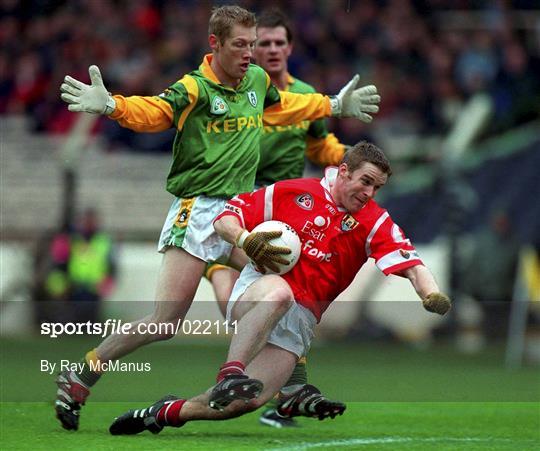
[1, 1, 539, 449]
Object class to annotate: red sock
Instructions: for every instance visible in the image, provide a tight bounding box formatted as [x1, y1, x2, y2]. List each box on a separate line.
[156, 399, 186, 427]
[216, 361, 245, 382]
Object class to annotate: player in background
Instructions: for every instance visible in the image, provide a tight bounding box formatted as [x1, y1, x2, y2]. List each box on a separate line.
[205, 8, 348, 428]
[54, 5, 381, 431]
[108, 142, 451, 436]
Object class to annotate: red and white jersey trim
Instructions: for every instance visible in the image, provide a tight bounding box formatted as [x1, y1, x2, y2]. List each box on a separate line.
[320, 167, 345, 210]
[376, 248, 421, 273]
[264, 184, 275, 221]
[365, 211, 390, 257]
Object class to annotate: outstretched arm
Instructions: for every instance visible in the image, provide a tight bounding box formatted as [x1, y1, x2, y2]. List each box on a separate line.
[60, 65, 188, 133]
[403, 265, 452, 315]
[60, 65, 116, 115]
[263, 74, 380, 126]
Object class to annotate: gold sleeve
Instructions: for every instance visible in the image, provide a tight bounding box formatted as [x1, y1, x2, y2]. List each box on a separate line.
[263, 91, 332, 126]
[109, 95, 174, 132]
[305, 133, 345, 167]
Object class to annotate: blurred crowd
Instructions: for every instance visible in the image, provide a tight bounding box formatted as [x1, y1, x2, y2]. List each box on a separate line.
[1, 0, 539, 150]
[33, 208, 117, 325]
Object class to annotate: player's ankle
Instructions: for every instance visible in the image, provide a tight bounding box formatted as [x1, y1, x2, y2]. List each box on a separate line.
[156, 399, 186, 427]
[280, 384, 304, 397]
[216, 360, 245, 382]
[69, 371, 90, 390]
[77, 349, 103, 387]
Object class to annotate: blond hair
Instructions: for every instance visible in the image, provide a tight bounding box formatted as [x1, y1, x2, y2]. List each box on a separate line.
[208, 5, 256, 43]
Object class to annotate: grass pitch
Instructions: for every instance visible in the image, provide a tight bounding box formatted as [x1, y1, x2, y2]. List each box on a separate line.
[1, 337, 539, 450]
[2, 402, 538, 450]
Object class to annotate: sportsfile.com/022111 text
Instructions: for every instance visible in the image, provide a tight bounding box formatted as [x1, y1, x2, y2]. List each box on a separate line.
[40, 319, 238, 338]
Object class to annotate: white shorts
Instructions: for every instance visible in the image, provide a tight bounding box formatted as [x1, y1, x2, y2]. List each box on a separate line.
[227, 265, 317, 358]
[158, 196, 233, 263]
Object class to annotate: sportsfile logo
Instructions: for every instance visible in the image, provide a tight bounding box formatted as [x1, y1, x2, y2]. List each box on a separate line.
[40, 319, 238, 339]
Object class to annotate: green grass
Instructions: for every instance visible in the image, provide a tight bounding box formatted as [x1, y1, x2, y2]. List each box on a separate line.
[1, 402, 538, 450]
[1, 337, 539, 449]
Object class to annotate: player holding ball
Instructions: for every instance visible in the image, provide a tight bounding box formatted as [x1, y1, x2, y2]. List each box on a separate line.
[109, 141, 451, 436]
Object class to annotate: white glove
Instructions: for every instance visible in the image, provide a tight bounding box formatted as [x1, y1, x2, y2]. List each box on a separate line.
[60, 65, 116, 115]
[330, 74, 380, 123]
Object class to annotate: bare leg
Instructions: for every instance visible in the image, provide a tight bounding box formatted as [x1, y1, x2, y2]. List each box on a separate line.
[226, 275, 293, 365]
[179, 344, 297, 421]
[209, 266, 240, 318]
[227, 247, 249, 271]
[96, 247, 206, 361]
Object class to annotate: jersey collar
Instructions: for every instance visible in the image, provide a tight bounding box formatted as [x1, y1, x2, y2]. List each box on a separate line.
[320, 167, 347, 212]
[284, 73, 294, 91]
[272, 73, 294, 91]
[200, 53, 248, 91]
[200, 54, 220, 84]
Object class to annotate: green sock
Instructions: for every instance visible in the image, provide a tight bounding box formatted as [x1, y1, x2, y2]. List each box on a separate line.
[285, 361, 307, 387]
[76, 350, 102, 387]
[77, 359, 101, 387]
[264, 361, 308, 412]
[265, 397, 279, 410]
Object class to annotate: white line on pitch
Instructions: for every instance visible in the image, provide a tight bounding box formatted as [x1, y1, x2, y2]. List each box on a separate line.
[265, 436, 512, 450]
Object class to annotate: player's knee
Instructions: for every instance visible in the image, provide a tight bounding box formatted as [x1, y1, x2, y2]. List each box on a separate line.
[267, 286, 293, 314]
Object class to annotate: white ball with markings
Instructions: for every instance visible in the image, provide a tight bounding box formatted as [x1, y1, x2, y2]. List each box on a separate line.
[251, 220, 301, 275]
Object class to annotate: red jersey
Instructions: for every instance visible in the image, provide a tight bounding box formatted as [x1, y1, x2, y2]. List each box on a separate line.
[215, 168, 423, 321]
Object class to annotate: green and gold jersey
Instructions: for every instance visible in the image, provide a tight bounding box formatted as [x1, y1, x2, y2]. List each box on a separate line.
[256, 75, 345, 186]
[109, 54, 331, 199]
